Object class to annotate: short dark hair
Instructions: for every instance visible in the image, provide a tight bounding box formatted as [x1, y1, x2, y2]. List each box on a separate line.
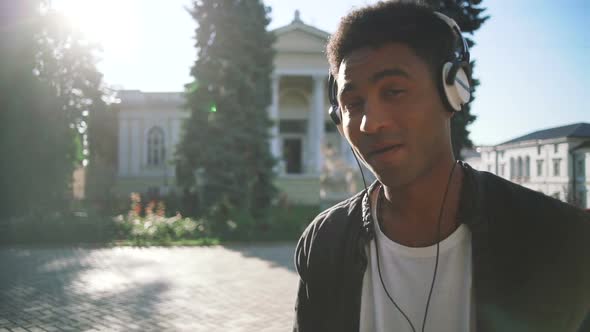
[326, 1, 457, 81]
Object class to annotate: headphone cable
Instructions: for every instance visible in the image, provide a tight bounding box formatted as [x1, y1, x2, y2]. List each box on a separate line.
[352, 146, 457, 332]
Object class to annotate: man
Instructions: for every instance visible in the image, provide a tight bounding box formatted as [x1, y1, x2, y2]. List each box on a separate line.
[293, 2, 590, 332]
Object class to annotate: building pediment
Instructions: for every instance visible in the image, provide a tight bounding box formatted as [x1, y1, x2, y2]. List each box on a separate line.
[273, 11, 330, 54]
[275, 26, 328, 54]
[273, 11, 331, 75]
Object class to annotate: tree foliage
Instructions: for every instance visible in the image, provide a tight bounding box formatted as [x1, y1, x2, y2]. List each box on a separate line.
[424, 0, 489, 158]
[176, 0, 277, 218]
[0, 1, 107, 218]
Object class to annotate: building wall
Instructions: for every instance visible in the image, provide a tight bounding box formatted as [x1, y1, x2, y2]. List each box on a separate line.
[114, 176, 176, 196]
[113, 22, 359, 206]
[116, 107, 188, 195]
[275, 175, 320, 205]
[503, 141, 569, 198]
[479, 139, 590, 208]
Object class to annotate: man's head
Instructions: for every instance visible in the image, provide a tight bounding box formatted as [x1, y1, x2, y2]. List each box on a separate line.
[327, 1, 469, 187]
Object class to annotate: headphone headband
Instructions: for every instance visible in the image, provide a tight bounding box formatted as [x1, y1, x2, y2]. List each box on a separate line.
[433, 12, 470, 64]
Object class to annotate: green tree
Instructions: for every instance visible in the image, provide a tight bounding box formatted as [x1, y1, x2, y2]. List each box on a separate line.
[85, 101, 118, 213]
[176, 0, 276, 218]
[425, 0, 489, 158]
[0, 1, 107, 218]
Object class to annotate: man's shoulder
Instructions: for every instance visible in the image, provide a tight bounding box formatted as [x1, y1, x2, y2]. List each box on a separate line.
[474, 169, 588, 222]
[299, 190, 365, 242]
[294, 190, 366, 279]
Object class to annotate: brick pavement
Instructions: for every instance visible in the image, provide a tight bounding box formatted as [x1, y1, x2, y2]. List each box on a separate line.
[0, 244, 299, 332]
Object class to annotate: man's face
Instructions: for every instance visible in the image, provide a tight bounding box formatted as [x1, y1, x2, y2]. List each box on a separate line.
[336, 43, 453, 187]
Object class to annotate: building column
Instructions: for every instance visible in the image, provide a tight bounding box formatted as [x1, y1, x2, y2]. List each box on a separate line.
[118, 118, 129, 176]
[269, 74, 281, 172]
[312, 75, 325, 174]
[130, 119, 141, 176]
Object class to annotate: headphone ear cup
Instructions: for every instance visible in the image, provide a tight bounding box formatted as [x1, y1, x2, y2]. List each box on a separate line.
[328, 72, 343, 126]
[329, 105, 342, 125]
[441, 61, 471, 112]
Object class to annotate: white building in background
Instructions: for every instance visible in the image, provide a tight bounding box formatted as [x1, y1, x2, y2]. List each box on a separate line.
[472, 123, 590, 208]
[462, 147, 484, 171]
[114, 12, 358, 204]
[115, 91, 187, 197]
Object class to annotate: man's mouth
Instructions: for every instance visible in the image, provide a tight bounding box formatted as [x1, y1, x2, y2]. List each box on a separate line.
[367, 144, 404, 159]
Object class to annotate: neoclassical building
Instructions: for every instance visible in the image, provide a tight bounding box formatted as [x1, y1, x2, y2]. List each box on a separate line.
[469, 123, 590, 208]
[114, 13, 358, 204]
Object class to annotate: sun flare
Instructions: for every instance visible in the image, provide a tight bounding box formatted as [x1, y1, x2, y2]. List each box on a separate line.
[52, 0, 138, 57]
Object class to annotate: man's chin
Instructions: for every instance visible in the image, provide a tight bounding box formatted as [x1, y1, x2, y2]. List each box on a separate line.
[369, 163, 416, 188]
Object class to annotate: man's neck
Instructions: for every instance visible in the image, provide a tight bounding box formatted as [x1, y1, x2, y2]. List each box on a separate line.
[379, 160, 464, 247]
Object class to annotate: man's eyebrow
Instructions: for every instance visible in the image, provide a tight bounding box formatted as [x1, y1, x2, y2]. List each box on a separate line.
[370, 68, 410, 83]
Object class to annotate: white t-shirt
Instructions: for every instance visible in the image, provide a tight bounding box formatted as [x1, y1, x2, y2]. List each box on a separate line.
[359, 190, 475, 332]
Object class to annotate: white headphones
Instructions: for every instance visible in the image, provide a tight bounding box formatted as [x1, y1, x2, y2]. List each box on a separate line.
[328, 11, 472, 125]
[433, 12, 472, 112]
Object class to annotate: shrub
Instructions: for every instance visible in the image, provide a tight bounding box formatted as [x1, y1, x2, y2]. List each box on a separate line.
[112, 192, 217, 246]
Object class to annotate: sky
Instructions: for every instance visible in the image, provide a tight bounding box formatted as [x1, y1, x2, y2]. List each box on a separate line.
[53, 0, 589, 145]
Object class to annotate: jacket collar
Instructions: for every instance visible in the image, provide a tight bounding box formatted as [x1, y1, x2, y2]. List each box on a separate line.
[360, 181, 380, 241]
[358, 162, 490, 272]
[459, 161, 495, 299]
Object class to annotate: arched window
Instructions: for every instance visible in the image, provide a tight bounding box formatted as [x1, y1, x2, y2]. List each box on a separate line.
[147, 126, 165, 167]
[517, 157, 523, 179]
[510, 158, 515, 180]
[525, 156, 530, 179]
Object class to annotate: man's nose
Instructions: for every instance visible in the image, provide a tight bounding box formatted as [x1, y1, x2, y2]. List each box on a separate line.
[359, 100, 392, 134]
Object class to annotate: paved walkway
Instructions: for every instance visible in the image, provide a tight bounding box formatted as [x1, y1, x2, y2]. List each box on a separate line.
[0, 244, 298, 332]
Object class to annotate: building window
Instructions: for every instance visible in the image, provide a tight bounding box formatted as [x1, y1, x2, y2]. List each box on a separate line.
[280, 120, 306, 133]
[147, 126, 165, 167]
[554, 144, 559, 153]
[525, 156, 530, 179]
[537, 145, 542, 155]
[510, 158, 515, 180]
[283, 138, 303, 174]
[553, 158, 561, 176]
[536, 160, 543, 176]
[500, 164, 505, 176]
[517, 157, 523, 179]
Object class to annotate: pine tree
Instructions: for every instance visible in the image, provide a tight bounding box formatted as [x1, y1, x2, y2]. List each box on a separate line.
[424, 0, 489, 158]
[177, 0, 276, 218]
[0, 1, 107, 218]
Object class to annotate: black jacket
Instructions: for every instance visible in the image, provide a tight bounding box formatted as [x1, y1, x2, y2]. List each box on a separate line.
[294, 162, 590, 332]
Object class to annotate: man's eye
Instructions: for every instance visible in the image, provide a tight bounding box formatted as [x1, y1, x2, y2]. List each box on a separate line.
[384, 89, 405, 97]
[344, 101, 363, 112]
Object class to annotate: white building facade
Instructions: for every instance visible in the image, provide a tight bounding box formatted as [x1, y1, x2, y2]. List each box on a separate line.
[116, 91, 188, 197]
[114, 13, 357, 204]
[477, 123, 590, 208]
